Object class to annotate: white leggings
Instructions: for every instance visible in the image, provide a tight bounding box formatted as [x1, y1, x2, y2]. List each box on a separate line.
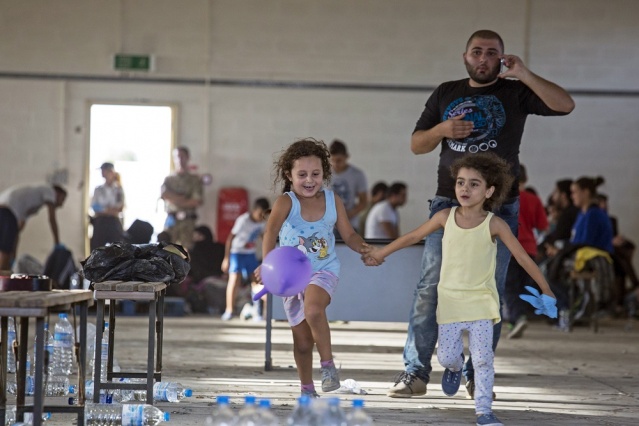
[438, 319, 495, 415]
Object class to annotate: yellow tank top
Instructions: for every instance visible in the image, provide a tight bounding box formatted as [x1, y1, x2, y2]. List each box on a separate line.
[436, 207, 501, 325]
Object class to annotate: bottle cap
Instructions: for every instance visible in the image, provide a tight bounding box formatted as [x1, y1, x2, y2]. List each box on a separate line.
[184, 389, 193, 397]
[259, 399, 271, 408]
[298, 395, 311, 405]
[69, 385, 77, 394]
[217, 395, 230, 404]
[163, 412, 170, 421]
[353, 399, 365, 408]
[59, 313, 67, 319]
[244, 395, 256, 404]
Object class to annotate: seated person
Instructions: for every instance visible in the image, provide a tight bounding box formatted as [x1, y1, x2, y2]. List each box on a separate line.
[546, 177, 614, 323]
[597, 193, 638, 311]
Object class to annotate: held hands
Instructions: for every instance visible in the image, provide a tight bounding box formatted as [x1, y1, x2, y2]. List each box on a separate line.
[519, 286, 557, 318]
[360, 246, 384, 267]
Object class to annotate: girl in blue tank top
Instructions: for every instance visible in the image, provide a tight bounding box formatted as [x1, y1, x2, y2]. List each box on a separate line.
[255, 138, 371, 398]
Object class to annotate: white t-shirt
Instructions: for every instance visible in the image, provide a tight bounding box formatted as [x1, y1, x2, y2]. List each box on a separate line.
[365, 200, 398, 239]
[230, 212, 265, 254]
[0, 184, 56, 222]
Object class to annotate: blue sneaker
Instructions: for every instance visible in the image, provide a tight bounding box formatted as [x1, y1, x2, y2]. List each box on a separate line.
[476, 413, 503, 426]
[441, 355, 464, 397]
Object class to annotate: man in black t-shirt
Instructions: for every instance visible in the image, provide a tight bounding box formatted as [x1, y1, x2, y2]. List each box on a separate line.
[388, 30, 575, 403]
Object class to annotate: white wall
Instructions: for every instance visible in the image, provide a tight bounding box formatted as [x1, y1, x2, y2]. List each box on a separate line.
[1, 0, 638, 272]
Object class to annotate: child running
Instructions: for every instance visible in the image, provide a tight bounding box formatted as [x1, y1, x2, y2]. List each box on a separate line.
[255, 138, 371, 398]
[364, 152, 556, 426]
[221, 197, 270, 321]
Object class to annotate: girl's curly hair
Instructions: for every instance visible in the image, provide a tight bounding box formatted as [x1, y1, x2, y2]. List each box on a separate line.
[274, 138, 332, 193]
[450, 152, 515, 211]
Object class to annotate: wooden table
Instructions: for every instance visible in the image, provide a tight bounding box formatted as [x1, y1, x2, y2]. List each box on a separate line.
[92, 281, 166, 404]
[0, 290, 93, 426]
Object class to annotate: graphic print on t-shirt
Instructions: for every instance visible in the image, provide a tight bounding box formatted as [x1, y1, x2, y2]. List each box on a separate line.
[442, 95, 506, 153]
[296, 232, 330, 260]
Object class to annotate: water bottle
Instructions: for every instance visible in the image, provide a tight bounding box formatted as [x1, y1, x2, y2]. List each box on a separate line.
[33, 323, 55, 377]
[255, 399, 278, 426]
[26, 373, 70, 397]
[345, 399, 372, 426]
[69, 379, 113, 404]
[4, 405, 51, 425]
[84, 403, 169, 426]
[287, 395, 316, 426]
[236, 395, 259, 426]
[98, 322, 110, 381]
[7, 317, 16, 373]
[320, 397, 347, 426]
[53, 313, 75, 375]
[205, 395, 237, 426]
[84, 322, 97, 372]
[132, 381, 193, 403]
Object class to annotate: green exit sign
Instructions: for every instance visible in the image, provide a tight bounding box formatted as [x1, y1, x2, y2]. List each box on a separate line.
[113, 54, 154, 72]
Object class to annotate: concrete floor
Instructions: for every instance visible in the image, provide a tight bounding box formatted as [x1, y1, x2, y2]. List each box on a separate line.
[11, 315, 639, 425]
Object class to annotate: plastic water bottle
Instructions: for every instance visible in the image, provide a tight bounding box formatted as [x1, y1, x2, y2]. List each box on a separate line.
[7, 317, 17, 374]
[98, 322, 110, 381]
[83, 322, 97, 372]
[236, 395, 259, 426]
[320, 397, 347, 426]
[26, 373, 70, 397]
[4, 405, 51, 425]
[205, 395, 237, 426]
[53, 313, 75, 375]
[255, 399, 278, 426]
[287, 395, 316, 426]
[132, 381, 193, 403]
[84, 403, 169, 425]
[69, 379, 113, 404]
[345, 399, 372, 426]
[33, 322, 55, 377]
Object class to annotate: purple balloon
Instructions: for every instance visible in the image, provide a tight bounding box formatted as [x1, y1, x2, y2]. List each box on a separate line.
[253, 246, 312, 300]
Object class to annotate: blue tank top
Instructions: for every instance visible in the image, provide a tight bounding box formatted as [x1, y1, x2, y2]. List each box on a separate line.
[278, 189, 340, 276]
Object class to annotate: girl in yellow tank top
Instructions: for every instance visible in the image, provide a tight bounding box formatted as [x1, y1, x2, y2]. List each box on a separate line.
[365, 153, 556, 426]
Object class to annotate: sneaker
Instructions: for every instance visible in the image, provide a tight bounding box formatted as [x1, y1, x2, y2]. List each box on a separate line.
[476, 413, 504, 426]
[441, 355, 463, 397]
[387, 372, 427, 398]
[507, 316, 528, 339]
[465, 379, 496, 400]
[240, 302, 253, 320]
[301, 389, 320, 398]
[555, 309, 570, 332]
[320, 364, 340, 392]
[221, 311, 233, 321]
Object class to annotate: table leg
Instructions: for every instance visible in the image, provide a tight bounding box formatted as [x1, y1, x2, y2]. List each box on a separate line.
[0, 317, 8, 426]
[93, 299, 105, 403]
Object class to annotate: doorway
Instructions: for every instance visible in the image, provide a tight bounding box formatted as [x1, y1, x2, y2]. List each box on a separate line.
[87, 103, 175, 252]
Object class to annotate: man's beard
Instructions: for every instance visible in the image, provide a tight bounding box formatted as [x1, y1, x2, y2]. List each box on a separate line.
[464, 59, 500, 85]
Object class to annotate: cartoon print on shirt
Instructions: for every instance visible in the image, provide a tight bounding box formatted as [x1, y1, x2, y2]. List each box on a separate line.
[317, 238, 329, 259]
[296, 233, 321, 255]
[442, 95, 506, 154]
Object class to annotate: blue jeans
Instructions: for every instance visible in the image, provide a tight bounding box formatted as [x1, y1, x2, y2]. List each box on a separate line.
[402, 196, 519, 383]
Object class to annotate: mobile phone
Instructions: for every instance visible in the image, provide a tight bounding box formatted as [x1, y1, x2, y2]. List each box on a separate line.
[500, 58, 507, 73]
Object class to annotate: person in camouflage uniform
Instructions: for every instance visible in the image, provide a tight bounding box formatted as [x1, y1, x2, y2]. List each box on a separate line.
[161, 146, 203, 250]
